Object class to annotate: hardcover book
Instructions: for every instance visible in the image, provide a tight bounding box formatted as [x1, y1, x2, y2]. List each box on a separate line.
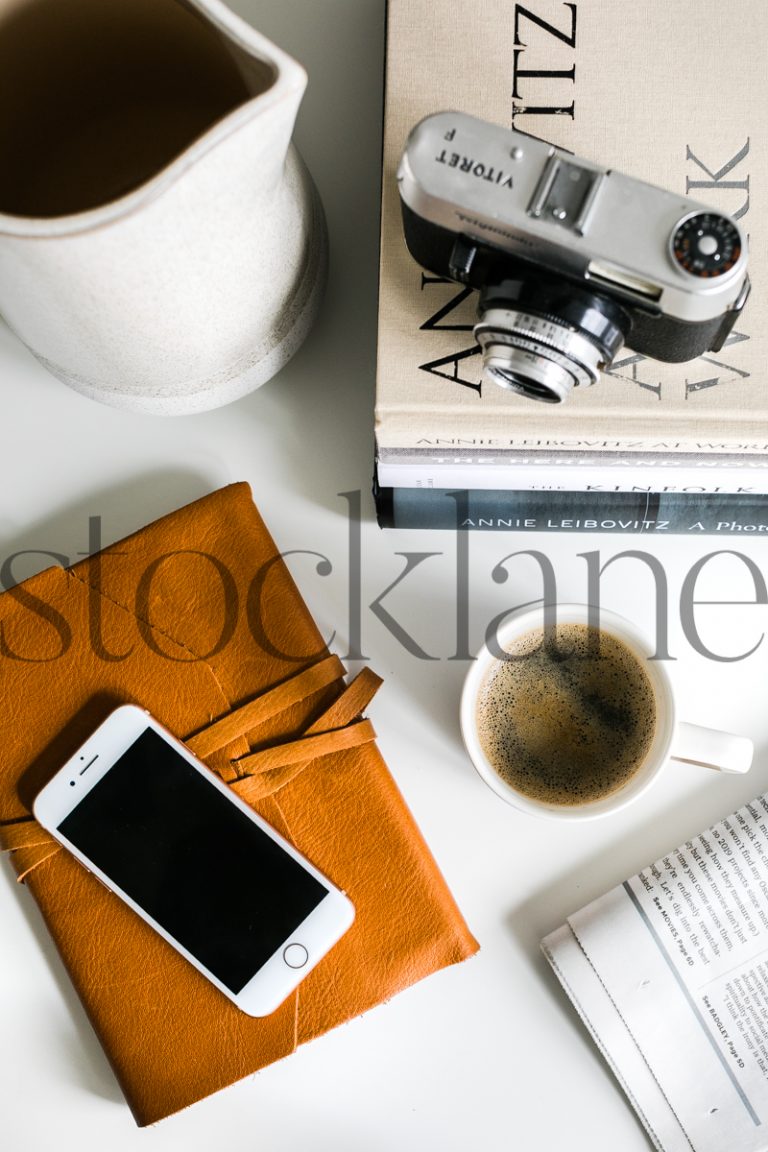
[376, 455, 768, 495]
[375, 0, 767, 456]
[374, 482, 768, 535]
[0, 483, 478, 1124]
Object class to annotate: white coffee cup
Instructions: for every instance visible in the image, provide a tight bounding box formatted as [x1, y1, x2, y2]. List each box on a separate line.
[460, 603, 753, 821]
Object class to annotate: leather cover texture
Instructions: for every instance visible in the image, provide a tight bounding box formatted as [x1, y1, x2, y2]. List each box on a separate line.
[0, 483, 478, 1125]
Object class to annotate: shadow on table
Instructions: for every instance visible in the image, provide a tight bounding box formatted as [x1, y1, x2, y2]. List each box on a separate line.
[507, 741, 768, 958]
[220, 0, 385, 521]
[0, 467, 214, 579]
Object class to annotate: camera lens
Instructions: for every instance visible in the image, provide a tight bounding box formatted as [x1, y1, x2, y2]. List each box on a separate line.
[474, 276, 629, 403]
[478, 317, 605, 403]
[490, 369, 562, 402]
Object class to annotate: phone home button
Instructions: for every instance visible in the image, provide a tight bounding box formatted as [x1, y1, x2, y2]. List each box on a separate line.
[283, 943, 309, 969]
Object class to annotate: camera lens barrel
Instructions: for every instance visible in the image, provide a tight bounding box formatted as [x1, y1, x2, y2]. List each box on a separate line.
[475, 276, 629, 403]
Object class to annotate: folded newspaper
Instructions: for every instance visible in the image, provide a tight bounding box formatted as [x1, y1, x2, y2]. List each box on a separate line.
[543, 795, 768, 1152]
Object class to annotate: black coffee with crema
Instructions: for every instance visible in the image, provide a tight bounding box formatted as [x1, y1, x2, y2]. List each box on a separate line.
[476, 623, 657, 806]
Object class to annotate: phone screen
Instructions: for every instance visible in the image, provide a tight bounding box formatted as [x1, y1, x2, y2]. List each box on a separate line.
[58, 727, 328, 993]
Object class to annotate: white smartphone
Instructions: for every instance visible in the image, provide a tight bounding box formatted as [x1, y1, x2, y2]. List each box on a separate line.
[33, 704, 355, 1017]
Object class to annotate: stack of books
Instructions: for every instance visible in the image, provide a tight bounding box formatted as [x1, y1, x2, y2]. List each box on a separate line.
[374, 0, 768, 533]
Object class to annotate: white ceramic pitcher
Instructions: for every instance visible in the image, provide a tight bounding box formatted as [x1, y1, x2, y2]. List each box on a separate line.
[0, 0, 327, 414]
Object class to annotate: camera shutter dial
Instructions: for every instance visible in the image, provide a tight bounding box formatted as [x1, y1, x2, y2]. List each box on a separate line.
[671, 213, 742, 278]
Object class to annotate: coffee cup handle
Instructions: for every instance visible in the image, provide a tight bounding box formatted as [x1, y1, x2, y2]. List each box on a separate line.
[670, 722, 753, 774]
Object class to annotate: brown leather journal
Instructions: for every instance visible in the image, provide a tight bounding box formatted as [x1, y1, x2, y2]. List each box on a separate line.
[0, 483, 478, 1125]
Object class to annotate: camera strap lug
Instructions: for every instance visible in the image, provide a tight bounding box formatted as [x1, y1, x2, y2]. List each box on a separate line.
[448, 235, 478, 283]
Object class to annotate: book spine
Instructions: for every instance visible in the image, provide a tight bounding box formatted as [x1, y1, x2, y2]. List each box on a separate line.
[374, 484, 768, 534]
[376, 447, 767, 470]
[374, 424, 768, 457]
[376, 461, 768, 495]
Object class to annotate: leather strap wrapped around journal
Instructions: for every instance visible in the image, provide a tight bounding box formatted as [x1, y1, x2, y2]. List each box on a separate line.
[0, 483, 478, 1125]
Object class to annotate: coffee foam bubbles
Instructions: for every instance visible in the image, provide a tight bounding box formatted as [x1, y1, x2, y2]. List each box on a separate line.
[476, 623, 657, 806]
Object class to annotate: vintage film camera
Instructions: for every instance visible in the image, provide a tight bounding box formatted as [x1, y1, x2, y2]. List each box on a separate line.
[398, 112, 750, 404]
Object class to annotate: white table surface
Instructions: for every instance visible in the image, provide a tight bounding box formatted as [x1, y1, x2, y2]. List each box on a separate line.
[2, 2, 767, 1149]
